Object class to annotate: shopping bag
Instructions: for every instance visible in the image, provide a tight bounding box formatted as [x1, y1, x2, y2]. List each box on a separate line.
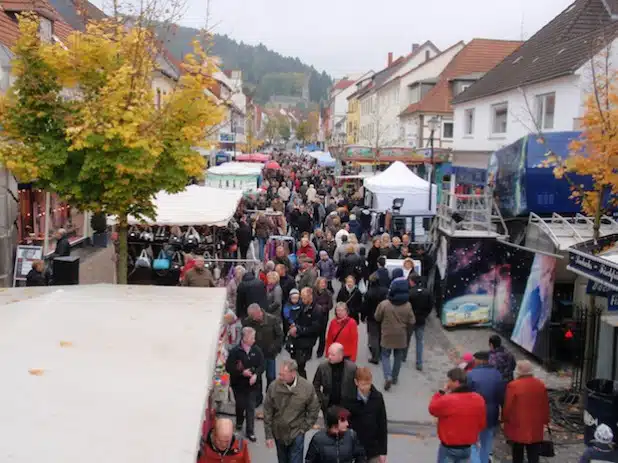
[153, 250, 171, 270]
[154, 226, 170, 243]
[140, 226, 154, 243]
[135, 249, 151, 269]
[539, 426, 555, 457]
[128, 225, 140, 241]
[183, 226, 202, 251]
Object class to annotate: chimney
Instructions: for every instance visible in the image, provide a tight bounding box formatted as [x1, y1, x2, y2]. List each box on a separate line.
[387, 52, 393, 67]
[412, 43, 420, 53]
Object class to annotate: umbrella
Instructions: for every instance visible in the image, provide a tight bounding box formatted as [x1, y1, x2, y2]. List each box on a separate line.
[265, 161, 281, 170]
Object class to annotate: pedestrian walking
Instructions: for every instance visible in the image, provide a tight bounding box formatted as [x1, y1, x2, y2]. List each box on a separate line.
[305, 406, 366, 463]
[266, 271, 283, 318]
[367, 238, 382, 275]
[362, 275, 388, 364]
[374, 278, 415, 390]
[429, 368, 486, 463]
[287, 287, 322, 378]
[488, 334, 517, 382]
[313, 342, 357, 417]
[264, 359, 321, 463]
[243, 304, 283, 407]
[325, 302, 359, 362]
[405, 272, 432, 371]
[225, 327, 264, 442]
[277, 263, 296, 302]
[236, 270, 267, 319]
[467, 351, 506, 463]
[336, 275, 363, 323]
[344, 367, 387, 463]
[503, 360, 550, 463]
[313, 277, 333, 358]
[226, 265, 246, 311]
[181, 256, 215, 287]
[317, 250, 336, 291]
[197, 418, 251, 463]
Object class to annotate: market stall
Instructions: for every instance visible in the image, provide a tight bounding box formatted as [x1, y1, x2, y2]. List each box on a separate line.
[364, 161, 437, 215]
[235, 153, 270, 163]
[0, 284, 227, 463]
[205, 162, 263, 192]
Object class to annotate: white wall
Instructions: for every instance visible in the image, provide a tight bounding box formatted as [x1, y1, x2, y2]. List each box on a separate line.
[452, 37, 618, 155]
[388, 43, 440, 80]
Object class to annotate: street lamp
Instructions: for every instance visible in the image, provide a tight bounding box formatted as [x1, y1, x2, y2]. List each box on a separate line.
[427, 116, 440, 212]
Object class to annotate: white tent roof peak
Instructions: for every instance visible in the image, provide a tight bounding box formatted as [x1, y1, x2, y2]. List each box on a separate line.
[364, 161, 432, 193]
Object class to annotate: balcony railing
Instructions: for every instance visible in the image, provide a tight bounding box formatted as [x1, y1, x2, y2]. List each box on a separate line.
[437, 190, 507, 238]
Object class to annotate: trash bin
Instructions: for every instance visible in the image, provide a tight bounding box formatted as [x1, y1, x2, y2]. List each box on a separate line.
[584, 379, 618, 445]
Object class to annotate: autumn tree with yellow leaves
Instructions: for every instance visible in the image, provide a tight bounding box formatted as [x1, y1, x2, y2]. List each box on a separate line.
[0, 15, 223, 283]
[544, 45, 618, 241]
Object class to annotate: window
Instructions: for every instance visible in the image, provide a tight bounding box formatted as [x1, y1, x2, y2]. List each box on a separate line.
[39, 18, 52, 42]
[491, 103, 508, 134]
[460, 83, 470, 95]
[464, 108, 475, 135]
[442, 122, 454, 139]
[425, 50, 431, 61]
[536, 92, 555, 129]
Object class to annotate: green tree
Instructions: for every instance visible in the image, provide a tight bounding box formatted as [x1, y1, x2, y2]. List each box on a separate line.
[278, 119, 291, 141]
[0, 16, 223, 283]
[264, 118, 279, 144]
[296, 121, 309, 144]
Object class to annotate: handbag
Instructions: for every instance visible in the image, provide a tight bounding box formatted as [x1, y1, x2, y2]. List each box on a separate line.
[332, 319, 350, 343]
[135, 249, 151, 269]
[140, 226, 154, 243]
[538, 426, 555, 458]
[154, 226, 170, 243]
[183, 226, 202, 251]
[128, 225, 140, 241]
[153, 250, 171, 270]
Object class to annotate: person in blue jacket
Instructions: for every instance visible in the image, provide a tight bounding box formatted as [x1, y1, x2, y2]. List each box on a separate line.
[467, 351, 506, 463]
[347, 214, 363, 243]
[580, 424, 618, 462]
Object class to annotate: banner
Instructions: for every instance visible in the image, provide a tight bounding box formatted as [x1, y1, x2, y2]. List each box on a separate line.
[510, 254, 557, 357]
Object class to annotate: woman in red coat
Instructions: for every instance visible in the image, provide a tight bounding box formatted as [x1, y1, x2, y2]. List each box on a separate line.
[503, 360, 550, 463]
[325, 301, 358, 362]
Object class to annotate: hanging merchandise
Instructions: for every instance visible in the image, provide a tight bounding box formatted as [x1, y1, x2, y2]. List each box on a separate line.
[135, 249, 152, 269]
[154, 226, 170, 243]
[183, 226, 202, 252]
[128, 225, 140, 242]
[140, 226, 154, 243]
[153, 249, 171, 270]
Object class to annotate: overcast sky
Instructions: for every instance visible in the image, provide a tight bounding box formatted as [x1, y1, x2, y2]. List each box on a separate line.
[171, 0, 575, 77]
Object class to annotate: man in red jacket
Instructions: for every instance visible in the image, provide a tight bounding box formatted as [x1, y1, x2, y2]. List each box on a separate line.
[198, 418, 251, 463]
[503, 360, 550, 463]
[429, 368, 486, 463]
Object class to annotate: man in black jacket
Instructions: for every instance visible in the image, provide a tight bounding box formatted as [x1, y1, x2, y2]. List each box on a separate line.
[344, 367, 388, 463]
[313, 343, 357, 417]
[236, 271, 267, 319]
[405, 273, 432, 371]
[225, 327, 264, 442]
[276, 264, 296, 302]
[53, 228, 71, 257]
[296, 205, 314, 237]
[287, 287, 322, 378]
[243, 304, 284, 407]
[236, 217, 253, 259]
[362, 275, 389, 364]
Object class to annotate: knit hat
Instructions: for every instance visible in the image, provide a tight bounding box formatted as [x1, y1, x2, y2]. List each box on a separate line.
[388, 278, 410, 305]
[595, 424, 614, 444]
[289, 288, 300, 298]
[319, 250, 328, 258]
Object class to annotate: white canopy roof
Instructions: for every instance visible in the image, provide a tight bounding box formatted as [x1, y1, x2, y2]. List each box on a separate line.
[109, 185, 243, 226]
[364, 161, 432, 193]
[207, 162, 263, 176]
[0, 285, 226, 463]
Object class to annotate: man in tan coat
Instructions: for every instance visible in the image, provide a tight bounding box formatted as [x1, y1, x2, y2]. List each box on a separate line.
[375, 278, 415, 391]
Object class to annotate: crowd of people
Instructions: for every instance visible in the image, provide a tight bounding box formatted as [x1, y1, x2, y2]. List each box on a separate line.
[193, 151, 618, 463]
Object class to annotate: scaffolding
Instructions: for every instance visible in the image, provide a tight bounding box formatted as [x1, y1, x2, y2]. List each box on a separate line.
[436, 190, 508, 238]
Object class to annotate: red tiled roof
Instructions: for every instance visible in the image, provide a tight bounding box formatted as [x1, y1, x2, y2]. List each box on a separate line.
[53, 18, 72, 41]
[1, 0, 58, 19]
[400, 38, 523, 116]
[0, 10, 20, 47]
[333, 79, 355, 92]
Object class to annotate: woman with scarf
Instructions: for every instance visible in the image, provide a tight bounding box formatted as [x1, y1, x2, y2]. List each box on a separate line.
[314, 277, 334, 358]
[265, 271, 283, 319]
[337, 275, 363, 324]
[325, 302, 359, 362]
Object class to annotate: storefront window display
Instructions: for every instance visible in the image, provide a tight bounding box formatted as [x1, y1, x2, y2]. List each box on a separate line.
[17, 186, 87, 254]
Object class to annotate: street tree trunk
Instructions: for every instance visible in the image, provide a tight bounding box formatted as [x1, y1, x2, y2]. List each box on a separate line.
[117, 216, 129, 285]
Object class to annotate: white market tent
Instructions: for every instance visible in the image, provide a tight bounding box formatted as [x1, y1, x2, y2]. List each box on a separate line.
[207, 162, 263, 176]
[109, 185, 243, 226]
[206, 162, 263, 192]
[0, 285, 227, 463]
[364, 161, 437, 215]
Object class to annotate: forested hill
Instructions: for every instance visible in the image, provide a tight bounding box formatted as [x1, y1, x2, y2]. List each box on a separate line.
[161, 25, 333, 104]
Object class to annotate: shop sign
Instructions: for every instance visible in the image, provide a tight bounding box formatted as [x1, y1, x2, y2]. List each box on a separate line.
[219, 133, 235, 143]
[13, 245, 43, 286]
[568, 233, 618, 292]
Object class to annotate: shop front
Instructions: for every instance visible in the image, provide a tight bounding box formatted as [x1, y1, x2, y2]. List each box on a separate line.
[17, 184, 89, 256]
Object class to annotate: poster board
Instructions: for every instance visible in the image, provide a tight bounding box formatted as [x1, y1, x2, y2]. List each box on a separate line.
[13, 245, 43, 286]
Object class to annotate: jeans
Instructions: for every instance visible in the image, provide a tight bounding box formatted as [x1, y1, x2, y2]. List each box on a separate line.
[469, 427, 495, 463]
[512, 442, 540, 463]
[276, 433, 305, 463]
[232, 387, 256, 435]
[403, 324, 425, 366]
[257, 358, 277, 407]
[258, 237, 267, 260]
[381, 347, 405, 382]
[437, 444, 471, 462]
